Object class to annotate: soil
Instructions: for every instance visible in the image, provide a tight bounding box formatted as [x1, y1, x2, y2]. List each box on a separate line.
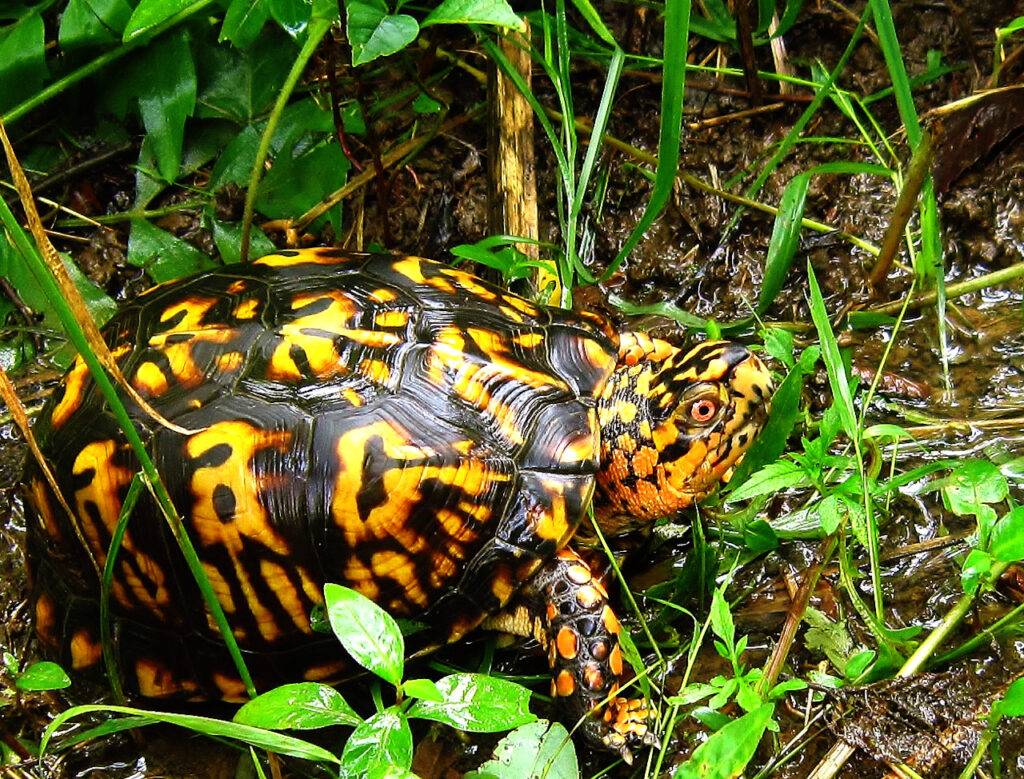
[2, 1, 1024, 778]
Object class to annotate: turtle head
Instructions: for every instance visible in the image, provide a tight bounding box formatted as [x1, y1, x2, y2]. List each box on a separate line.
[595, 333, 773, 525]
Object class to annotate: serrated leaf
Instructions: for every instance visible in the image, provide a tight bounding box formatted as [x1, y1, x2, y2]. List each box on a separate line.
[345, 0, 418, 65]
[407, 674, 535, 732]
[728, 460, 808, 501]
[325, 583, 404, 685]
[338, 708, 412, 779]
[422, 0, 521, 28]
[233, 682, 361, 729]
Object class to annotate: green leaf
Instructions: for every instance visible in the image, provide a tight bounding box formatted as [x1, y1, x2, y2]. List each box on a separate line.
[960, 548, 992, 595]
[16, 661, 71, 691]
[325, 583, 404, 685]
[345, 0, 418, 66]
[128, 220, 218, 282]
[233, 682, 361, 729]
[743, 519, 777, 553]
[209, 125, 262, 189]
[996, 677, 1024, 717]
[136, 30, 197, 182]
[941, 460, 1009, 514]
[195, 34, 297, 123]
[844, 649, 875, 682]
[408, 674, 535, 732]
[990, 506, 1024, 562]
[221, 0, 271, 48]
[675, 704, 773, 778]
[339, 708, 413, 779]
[728, 460, 808, 502]
[763, 162, 890, 313]
[468, 720, 578, 779]
[123, 0, 194, 39]
[818, 494, 842, 534]
[0, 241, 117, 366]
[269, 0, 313, 37]
[255, 142, 350, 232]
[401, 678, 443, 702]
[213, 220, 276, 265]
[709, 587, 735, 652]
[422, 0, 521, 28]
[59, 0, 133, 51]
[0, 11, 46, 112]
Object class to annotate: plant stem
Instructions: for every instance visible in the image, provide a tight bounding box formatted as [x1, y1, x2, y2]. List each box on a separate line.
[868, 261, 1024, 315]
[240, 18, 332, 261]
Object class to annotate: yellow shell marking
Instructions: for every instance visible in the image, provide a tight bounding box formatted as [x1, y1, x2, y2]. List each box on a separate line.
[70, 629, 102, 670]
[71, 440, 175, 617]
[233, 298, 260, 320]
[133, 361, 169, 397]
[254, 250, 352, 267]
[186, 420, 305, 642]
[268, 290, 359, 381]
[50, 356, 90, 430]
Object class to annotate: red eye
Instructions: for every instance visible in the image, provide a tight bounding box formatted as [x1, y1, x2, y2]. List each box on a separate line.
[689, 398, 719, 423]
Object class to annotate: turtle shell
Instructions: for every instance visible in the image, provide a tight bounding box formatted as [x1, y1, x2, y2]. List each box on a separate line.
[25, 249, 620, 699]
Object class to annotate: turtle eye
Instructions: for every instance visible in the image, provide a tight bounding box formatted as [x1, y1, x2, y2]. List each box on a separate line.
[687, 397, 719, 423]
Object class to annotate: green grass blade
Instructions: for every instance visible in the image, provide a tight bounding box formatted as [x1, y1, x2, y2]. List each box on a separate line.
[805, 263, 856, 439]
[41, 705, 341, 763]
[100, 474, 147, 704]
[607, 0, 690, 277]
[868, 0, 920, 145]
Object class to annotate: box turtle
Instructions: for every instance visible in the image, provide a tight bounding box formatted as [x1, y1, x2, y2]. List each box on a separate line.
[24, 248, 772, 759]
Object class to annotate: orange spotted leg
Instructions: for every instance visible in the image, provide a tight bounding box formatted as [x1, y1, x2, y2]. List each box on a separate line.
[521, 547, 657, 761]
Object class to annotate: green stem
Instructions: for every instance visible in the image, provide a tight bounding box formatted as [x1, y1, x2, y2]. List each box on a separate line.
[899, 560, 1012, 677]
[240, 18, 331, 262]
[868, 261, 1024, 315]
[933, 599, 1024, 666]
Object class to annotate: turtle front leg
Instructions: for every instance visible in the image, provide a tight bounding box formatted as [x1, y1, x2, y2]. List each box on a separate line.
[521, 547, 658, 761]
